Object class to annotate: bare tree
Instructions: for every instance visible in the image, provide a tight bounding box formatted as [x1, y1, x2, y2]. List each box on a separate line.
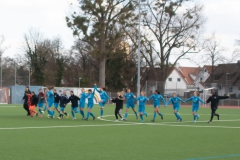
[125, 0, 205, 93]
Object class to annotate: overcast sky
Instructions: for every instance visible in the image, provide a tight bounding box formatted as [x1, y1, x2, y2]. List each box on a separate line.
[0, 0, 239, 67]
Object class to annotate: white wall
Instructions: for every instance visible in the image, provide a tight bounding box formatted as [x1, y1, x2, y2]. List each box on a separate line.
[165, 69, 187, 91]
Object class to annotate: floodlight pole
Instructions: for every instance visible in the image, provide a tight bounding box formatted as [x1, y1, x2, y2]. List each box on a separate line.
[28, 65, 31, 87]
[137, 0, 141, 98]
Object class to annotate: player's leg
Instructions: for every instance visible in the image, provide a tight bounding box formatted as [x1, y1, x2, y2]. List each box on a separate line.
[71, 107, 77, 120]
[79, 103, 85, 119]
[131, 103, 138, 119]
[99, 101, 106, 119]
[156, 105, 163, 119]
[174, 108, 182, 121]
[115, 107, 119, 121]
[139, 109, 144, 122]
[208, 107, 217, 123]
[123, 104, 130, 120]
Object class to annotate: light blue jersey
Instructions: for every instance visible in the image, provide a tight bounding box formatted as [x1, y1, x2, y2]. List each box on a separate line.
[136, 96, 149, 112]
[79, 92, 88, 108]
[167, 97, 184, 111]
[47, 90, 54, 107]
[87, 89, 95, 109]
[149, 94, 166, 107]
[185, 96, 204, 112]
[124, 92, 135, 108]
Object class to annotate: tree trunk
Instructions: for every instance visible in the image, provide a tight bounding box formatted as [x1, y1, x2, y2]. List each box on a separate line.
[99, 58, 106, 87]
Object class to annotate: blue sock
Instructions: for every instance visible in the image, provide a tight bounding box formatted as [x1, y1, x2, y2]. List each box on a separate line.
[153, 112, 156, 120]
[194, 115, 196, 120]
[87, 112, 90, 119]
[100, 110, 104, 117]
[178, 114, 182, 120]
[144, 112, 147, 117]
[80, 110, 84, 118]
[44, 106, 46, 111]
[134, 111, 138, 117]
[75, 110, 80, 114]
[158, 112, 163, 116]
[124, 113, 128, 119]
[71, 111, 75, 118]
[39, 109, 42, 114]
[47, 110, 51, 115]
[174, 113, 178, 119]
[140, 115, 143, 121]
[90, 112, 95, 118]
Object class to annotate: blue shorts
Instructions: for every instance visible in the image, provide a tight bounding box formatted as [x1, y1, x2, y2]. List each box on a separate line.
[99, 100, 106, 108]
[38, 103, 44, 108]
[126, 102, 135, 109]
[71, 107, 78, 112]
[192, 106, 199, 112]
[138, 106, 145, 113]
[79, 102, 85, 108]
[153, 103, 160, 108]
[88, 103, 94, 109]
[173, 107, 180, 111]
[47, 102, 53, 108]
[60, 106, 65, 112]
[54, 103, 59, 108]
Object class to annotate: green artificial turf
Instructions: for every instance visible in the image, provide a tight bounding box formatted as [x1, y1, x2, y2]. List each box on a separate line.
[0, 104, 240, 160]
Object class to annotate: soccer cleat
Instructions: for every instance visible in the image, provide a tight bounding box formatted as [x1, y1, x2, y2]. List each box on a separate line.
[121, 118, 124, 120]
[197, 115, 200, 120]
[151, 119, 155, 122]
[98, 116, 102, 119]
[47, 115, 51, 118]
[93, 117, 96, 120]
[161, 115, 163, 120]
[85, 118, 88, 121]
[123, 118, 126, 121]
[193, 120, 196, 123]
[179, 119, 182, 122]
[141, 120, 144, 123]
[57, 117, 61, 119]
[72, 117, 76, 120]
[217, 115, 220, 120]
[115, 119, 119, 122]
[208, 121, 212, 123]
[42, 111, 44, 114]
[82, 117, 86, 120]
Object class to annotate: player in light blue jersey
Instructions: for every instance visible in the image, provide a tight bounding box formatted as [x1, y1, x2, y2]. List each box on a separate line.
[44, 86, 54, 118]
[185, 91, 204, 122]
[123, 88, 138, 121]
[79, 88, 88, 119]
[85, 89, 96, 121]
[94, 84, 110, 119]
[149, 90, 166, 122]
[166, 92, 184, 122]
[135, 91, 149, 122]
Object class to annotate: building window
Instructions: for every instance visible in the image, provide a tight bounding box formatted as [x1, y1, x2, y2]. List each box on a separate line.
[177, 78, 181, 82]
[229, 86, 233, 92]
[168, 78, 172, 81]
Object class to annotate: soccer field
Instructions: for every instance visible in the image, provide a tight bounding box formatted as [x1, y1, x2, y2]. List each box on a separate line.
[0, 104, 240, 160]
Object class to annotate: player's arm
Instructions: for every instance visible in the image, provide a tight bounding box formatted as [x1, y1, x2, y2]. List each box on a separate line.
[206, 96, 211, 104]
[178, 97, 185, 103]
[94, 84, 101, 93]
[218, 95, 229, 99]
[160, 95, 166, 106]
[185, 97, 192, 102]
[198, 97, 205, 104]
[166, 98, 172, 106]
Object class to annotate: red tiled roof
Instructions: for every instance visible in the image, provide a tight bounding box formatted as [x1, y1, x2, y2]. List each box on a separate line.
[176, 67, 202, 85]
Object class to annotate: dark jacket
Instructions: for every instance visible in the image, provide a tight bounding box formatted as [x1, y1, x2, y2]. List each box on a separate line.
[112, 96, 124, 109]
[60, 94, 68, 107]
[31, 94, 38, 106]
[23, 90, 31, 104]
[38, 92, 45, 104]
[206, 94, 229, 109]
[68, 94, 80, 107]
[54, 93, 60, 103]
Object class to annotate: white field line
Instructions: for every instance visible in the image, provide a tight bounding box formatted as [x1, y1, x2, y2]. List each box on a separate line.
[0, 106, 16, 107]
[0, 123, 142, 130]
